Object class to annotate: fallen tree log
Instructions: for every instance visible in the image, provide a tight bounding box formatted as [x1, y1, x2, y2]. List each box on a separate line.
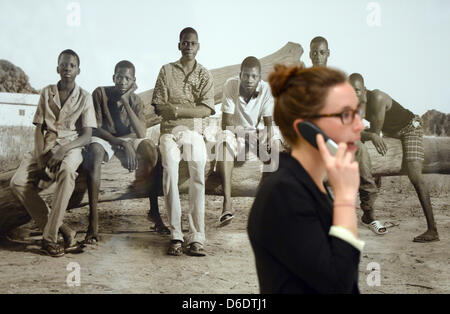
[0, 135, 449, 234]
[367, 136, 450, 176]
[139, 42, 305, 127]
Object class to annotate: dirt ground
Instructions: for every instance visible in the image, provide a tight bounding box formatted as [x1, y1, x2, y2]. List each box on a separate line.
[0, 175, 448, 294]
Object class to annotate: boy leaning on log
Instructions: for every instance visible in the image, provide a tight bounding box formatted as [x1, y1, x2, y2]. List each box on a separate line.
[9, 49, 96, 257]
[152, 27, 215, 257]
[349, 73, 439, 243]
[83, 60, 169, 245]
[215, 56, 285, 227]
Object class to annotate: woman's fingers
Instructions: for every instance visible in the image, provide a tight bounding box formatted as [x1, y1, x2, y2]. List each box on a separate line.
[334, 142, 348, 162]
[316, 134, 332, 165]
[343, 150, 353, 165]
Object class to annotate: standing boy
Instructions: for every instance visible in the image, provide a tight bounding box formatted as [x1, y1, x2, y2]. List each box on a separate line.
[349, 73, 439, 242]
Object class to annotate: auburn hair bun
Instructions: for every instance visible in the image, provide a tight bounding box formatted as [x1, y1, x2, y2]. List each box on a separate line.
[269, 64, 305, 98]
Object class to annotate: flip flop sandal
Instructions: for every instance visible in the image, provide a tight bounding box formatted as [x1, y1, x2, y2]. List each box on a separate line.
[219, 212, 234, 227]
[41, 240, 65, 257]
[65, 241, 86, 254]
[83, 235, 99, 245]
[363, 220, 388, 235]
[383, 221, 400, 228]
[187, 243, 206, 257]
[167, 240, 183, 256]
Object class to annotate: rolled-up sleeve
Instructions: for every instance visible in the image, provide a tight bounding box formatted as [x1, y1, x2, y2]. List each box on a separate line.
[81, 94, 97, 129]
[32, 92, 45, 126]
[261, 86, 275, 118]
[151, 66, 168, 108]
[221, 78, 236, 115]
[91, 87, 103, 128]
[198, 69, 215, 114]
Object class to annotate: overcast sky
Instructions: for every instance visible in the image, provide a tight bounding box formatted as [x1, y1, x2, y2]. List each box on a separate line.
[1, 0, 449, 114]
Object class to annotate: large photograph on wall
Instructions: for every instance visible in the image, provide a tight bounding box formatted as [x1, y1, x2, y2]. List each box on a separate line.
[0, 0, 448, 295]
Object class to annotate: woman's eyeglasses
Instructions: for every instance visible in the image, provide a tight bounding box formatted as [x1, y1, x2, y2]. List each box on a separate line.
[309, 105, 364, 125]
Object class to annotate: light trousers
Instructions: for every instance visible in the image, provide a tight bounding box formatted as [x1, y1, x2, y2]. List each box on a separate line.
[9, 148, 82, 243]
[159, 130, 207, 245]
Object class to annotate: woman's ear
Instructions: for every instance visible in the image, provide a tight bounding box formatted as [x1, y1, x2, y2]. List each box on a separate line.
[292, 118, 304, 137]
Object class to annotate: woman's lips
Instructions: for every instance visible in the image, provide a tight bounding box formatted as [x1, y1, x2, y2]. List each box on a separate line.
[346, 142, 358, 152]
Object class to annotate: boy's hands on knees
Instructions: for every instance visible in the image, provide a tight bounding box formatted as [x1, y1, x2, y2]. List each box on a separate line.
[47, 146, 68, 173]
[121, 141, 137, 171]
[370, 133, 387, 156]
[37, 151, 52, 170]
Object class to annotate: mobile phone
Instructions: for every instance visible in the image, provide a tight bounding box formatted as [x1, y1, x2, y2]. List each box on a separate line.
[296, 121, 338, 155]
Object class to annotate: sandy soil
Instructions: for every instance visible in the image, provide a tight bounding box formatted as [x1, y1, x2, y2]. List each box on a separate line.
[0, 175, 448, 294]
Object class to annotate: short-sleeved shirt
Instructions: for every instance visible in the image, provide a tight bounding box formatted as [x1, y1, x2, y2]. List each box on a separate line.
[33, 84, 97, 152]
[92, 86, 146, 137]
[221, 77, 274, 131]
[151, 60, 215, 135]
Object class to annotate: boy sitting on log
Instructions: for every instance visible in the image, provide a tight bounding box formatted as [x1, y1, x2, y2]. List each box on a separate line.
[349, 73, 439, 242]
[84, 60, 168, 244]
[9, 49, 96, 257]
[216, 56, 284, 227]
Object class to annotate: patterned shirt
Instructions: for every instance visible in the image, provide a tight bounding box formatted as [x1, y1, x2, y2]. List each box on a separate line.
[151, 59, 215, 135]
[92, 86, 146, 137]
[33, 84, 96, 152]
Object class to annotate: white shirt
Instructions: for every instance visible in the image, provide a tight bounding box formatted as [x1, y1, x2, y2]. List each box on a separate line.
[221, 76, 274, 131]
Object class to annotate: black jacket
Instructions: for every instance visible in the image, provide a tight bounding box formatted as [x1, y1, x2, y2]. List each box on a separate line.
[247, 153, 360, 294]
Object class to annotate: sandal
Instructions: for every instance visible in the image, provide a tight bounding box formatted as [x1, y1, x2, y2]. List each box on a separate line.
[83, 234, 99, 245]
[65, 242, 85, 254]
[219, 211, 234, 227]
[41, 239, 65, 257]
[167, 240, 183, 256]
[187, 242, 206, 257]
[362, 220, 388, 235]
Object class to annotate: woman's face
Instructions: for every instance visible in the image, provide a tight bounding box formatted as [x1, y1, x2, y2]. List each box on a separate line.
[314, 82, 364, 156]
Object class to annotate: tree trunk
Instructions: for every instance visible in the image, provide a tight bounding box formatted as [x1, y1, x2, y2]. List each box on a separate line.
[1, 135, 449, 234]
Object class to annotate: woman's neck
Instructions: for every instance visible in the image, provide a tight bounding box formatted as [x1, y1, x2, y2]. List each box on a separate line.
[290, 142, 328, 193]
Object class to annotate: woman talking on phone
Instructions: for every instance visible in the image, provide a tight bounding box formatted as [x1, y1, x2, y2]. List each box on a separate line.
[247, 65, 365, 294]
